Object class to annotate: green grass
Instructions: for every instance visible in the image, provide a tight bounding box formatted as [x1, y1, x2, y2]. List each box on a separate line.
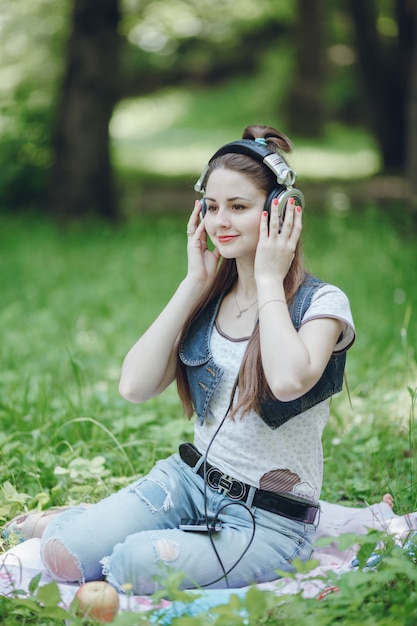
[0, 207, 416, 624]
[0, 215, 195, 514]
[1, 207, 415, 508]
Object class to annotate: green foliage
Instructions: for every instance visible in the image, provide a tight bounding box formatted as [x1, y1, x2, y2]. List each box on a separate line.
[0, 94, 50, 208]
[0, 215, 194, 522]
[0, 0, 68, 210]
[0, 576, 69, 624]
[263, 535, 417, 626]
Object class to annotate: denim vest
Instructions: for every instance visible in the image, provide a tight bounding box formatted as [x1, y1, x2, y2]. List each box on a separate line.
[179, 275, 346, 430]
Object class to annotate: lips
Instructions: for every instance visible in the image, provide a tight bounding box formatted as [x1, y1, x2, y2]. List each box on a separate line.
[217, 235, 238, 243]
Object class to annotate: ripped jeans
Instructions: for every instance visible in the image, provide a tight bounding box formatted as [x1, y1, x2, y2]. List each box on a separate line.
[40, 454, 316, 594]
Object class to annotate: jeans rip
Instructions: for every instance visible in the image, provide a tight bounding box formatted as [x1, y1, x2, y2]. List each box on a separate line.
[128, 477, 174, 514]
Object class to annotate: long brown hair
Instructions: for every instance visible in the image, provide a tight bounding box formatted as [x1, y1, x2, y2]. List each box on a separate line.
[176, 124, 306, 418]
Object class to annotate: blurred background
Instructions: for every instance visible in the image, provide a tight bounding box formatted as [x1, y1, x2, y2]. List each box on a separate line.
[0, 0, 416, 221]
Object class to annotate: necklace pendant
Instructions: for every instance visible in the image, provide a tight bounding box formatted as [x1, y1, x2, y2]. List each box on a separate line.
[234, 292, 257, 318]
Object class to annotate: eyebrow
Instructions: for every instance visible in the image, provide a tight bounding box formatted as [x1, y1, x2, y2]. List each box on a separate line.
[204, 196, 251, 202]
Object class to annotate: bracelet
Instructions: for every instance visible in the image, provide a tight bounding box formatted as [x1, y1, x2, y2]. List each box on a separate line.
[258, 299, 287, 315]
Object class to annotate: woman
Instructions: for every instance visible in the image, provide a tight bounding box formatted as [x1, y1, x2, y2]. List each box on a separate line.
[8, 124, 355, 594]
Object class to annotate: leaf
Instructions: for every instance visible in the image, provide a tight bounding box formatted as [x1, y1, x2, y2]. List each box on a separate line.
[335, 532, 363, 551]
[0, 481, 30, 506]
[41, 605, 71, 619]
[243, 586, 268, 618]
[28, 573, 42, 595]
[36, 580, 62, 606]
[290, 557, 321, 574]
[11, 597, 42, 613]
[53, 465, 69, 476]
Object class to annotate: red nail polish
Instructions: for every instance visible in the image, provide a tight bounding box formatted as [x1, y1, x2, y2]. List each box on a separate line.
[296, 205, 302, 212]
[273, 198, 278, 205]
[289, 198, 295, 205]
[263, 211, 268, 216]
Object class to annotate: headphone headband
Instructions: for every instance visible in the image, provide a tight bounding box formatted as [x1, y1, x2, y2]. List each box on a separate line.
[194, 139, 298, 193]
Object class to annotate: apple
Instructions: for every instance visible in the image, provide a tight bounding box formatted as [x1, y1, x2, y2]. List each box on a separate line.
[75, 581, 120, 623]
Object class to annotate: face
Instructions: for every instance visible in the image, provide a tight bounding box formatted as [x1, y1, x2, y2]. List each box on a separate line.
[203, 168, 266, 260]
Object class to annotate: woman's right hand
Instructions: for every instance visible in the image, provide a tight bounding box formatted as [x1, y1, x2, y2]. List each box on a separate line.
[185, 200, 221, 286]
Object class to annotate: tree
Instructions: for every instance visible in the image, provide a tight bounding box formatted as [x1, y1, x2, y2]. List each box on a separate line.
[47, 0, 121, 221]
[346, 0, 416, 174]
[46, 0, 288, 220]
[285, 0, 327, 138]
[405, 3, 417, 209]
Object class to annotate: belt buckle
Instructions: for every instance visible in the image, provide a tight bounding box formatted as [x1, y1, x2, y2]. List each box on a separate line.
[207, 468, 246, 500]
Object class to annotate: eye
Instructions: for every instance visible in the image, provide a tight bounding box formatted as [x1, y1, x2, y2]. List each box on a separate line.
[206, 203, 218, 212]
[231, 203, 245, 211]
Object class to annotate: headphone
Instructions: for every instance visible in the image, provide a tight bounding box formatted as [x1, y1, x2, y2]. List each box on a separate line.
[194, 139, 305, 230]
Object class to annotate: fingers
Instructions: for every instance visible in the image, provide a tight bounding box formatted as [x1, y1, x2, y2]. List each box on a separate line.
[259, 209, 270, 236]
[256, 196, 301, 280]
[267, 197, 281, 235]
[186, 200, 209, 254]
[265, 196, 302, 239]
[290, 200, 303, 241]
[186, 200, 203, 237]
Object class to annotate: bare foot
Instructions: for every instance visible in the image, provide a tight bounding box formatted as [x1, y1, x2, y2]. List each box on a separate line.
[29, 504, 92, 537]
[3, 504, 91, 542]
[32, 510, 62, 537]
[382, 493, 394, 509]
[2, 509, 65, 543]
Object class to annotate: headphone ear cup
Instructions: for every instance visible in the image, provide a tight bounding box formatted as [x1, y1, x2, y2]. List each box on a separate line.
[264, 189, 282, 215]
[265, 187, 305, 232]
[200, 197, 207, 217]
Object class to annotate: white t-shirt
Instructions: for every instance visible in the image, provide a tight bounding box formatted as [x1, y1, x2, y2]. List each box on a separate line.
[193, 284, 355, 502]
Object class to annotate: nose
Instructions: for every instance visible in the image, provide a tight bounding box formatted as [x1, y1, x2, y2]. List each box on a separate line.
[214, 206, 232, 229]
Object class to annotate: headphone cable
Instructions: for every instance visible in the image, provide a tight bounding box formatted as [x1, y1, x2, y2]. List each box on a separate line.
[199, 376, 257, 588]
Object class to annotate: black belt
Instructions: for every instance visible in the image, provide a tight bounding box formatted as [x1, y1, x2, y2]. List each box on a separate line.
[179, 443, 319, 524]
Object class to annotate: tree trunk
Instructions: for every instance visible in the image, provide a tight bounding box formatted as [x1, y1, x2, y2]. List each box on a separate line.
[285, 0, 327, 138]
[48, 0, 120, 221]
[404, 2, 417, 211]
[347, 0, 415, 173]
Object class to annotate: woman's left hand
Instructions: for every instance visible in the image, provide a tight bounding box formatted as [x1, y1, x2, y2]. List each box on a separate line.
[254, 196, 302, 282]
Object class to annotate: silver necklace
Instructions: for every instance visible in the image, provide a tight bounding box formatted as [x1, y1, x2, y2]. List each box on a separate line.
[234, 292, 258, 318]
